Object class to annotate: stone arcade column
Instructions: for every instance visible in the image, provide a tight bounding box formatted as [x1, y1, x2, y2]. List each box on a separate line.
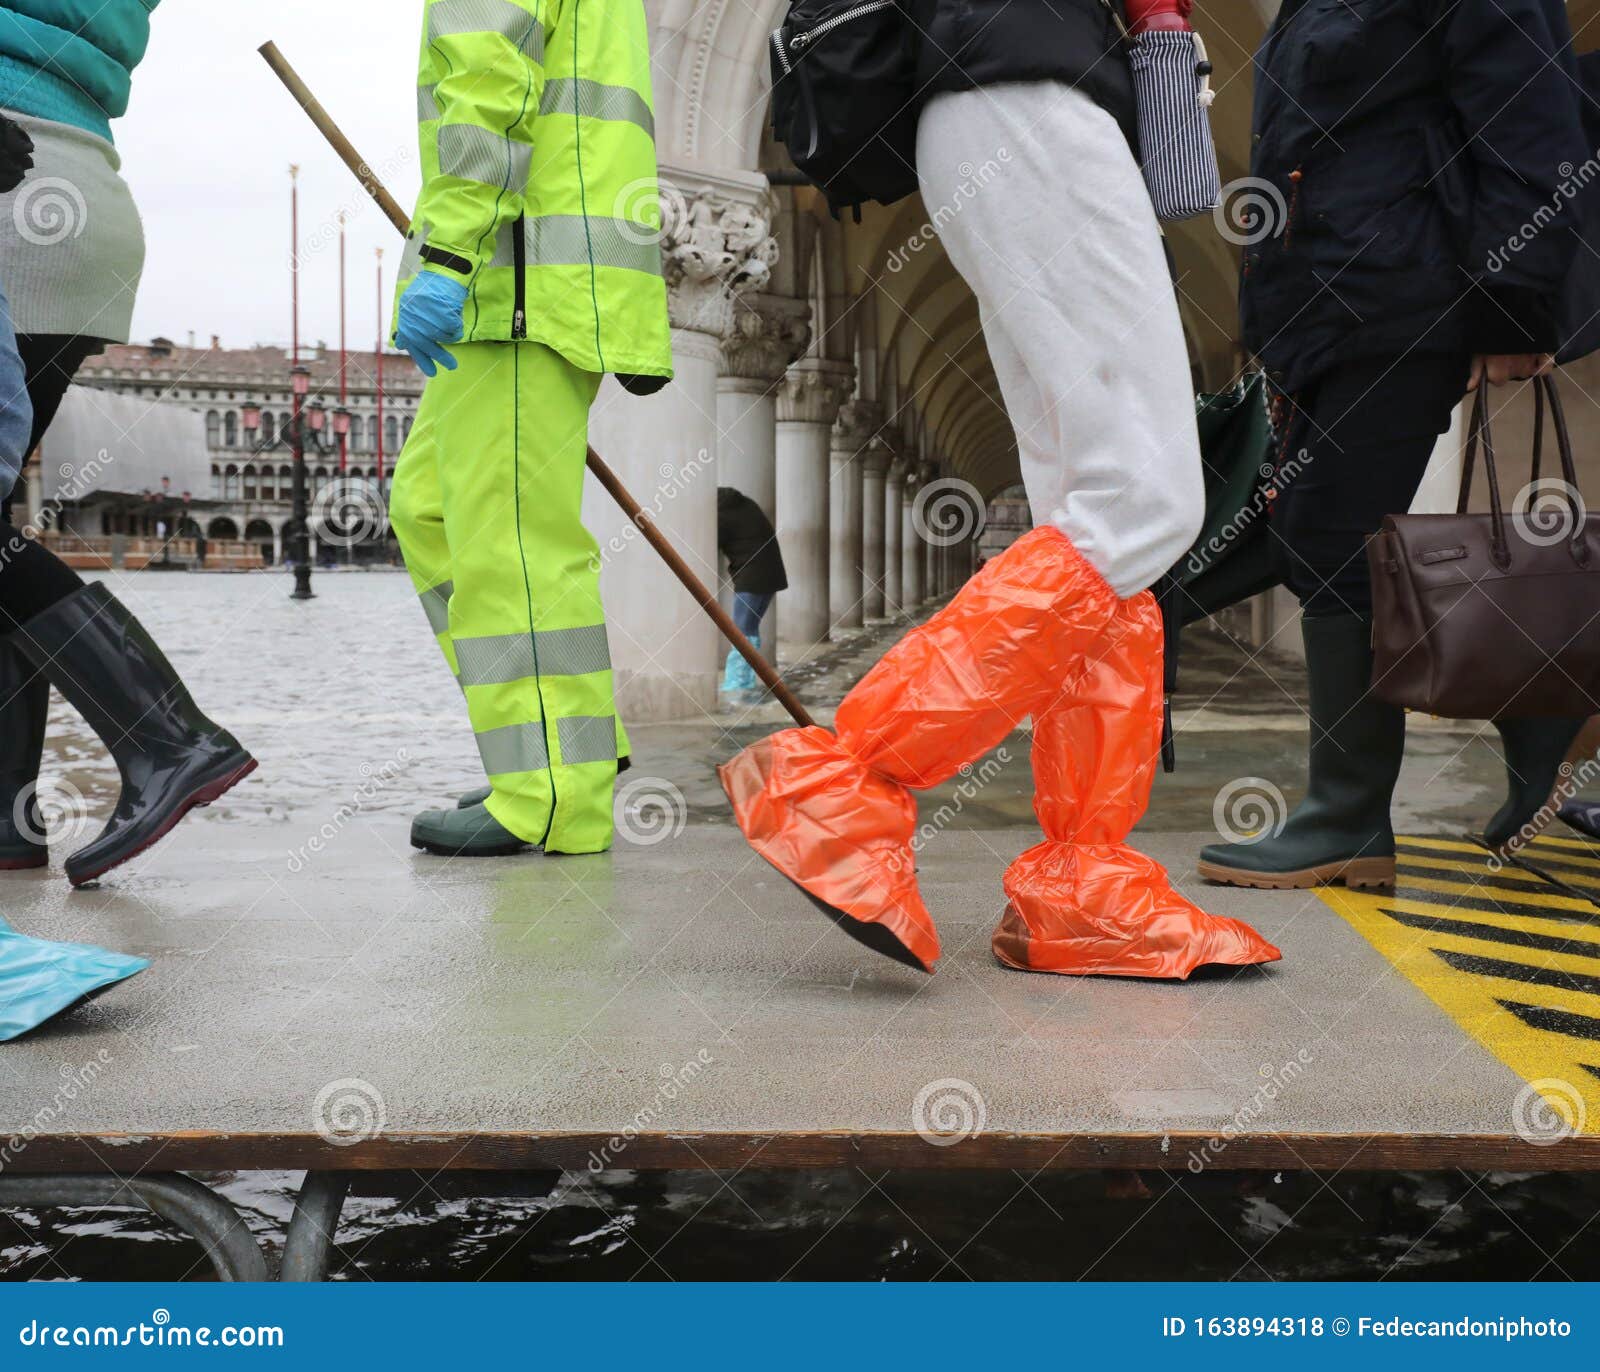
[717, 292, 811, 649]
[900, 464, 924, 609]
[776, 357, 854, 659]
[919, 462, 939, 602]
[883, 455, 907, 616]
[859, 442, 890, 621]
[829, 400, 881, 634]
[587, 170, 777, 721]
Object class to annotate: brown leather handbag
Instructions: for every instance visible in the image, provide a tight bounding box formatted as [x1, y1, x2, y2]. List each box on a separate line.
[1367, 375, 1600, 719]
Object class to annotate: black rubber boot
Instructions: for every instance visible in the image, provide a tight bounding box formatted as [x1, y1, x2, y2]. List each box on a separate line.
[0, 640, 50, 870]
[412, 802, 529, 857]
[7, 584, 257, 887]
[1199, 613, 1404, 890]
[1484, 717, 1589, 853]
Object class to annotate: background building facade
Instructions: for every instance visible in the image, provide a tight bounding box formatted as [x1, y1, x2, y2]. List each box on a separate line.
[65, 337, 426, 565]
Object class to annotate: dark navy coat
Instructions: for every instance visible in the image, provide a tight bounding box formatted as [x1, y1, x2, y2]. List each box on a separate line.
[1240, 0, 1590, 389]
[717, 487, 789, 595]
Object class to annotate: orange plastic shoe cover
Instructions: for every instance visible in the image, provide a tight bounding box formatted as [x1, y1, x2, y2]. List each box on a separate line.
[720, 527, 1120, 973]
[993, 592, 1283, 977]
[718, 726, 937, 971]
[720, 525, 1281, 978]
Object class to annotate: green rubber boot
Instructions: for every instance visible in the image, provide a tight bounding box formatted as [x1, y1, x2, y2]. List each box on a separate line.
[411, 802, 530, 858]
[1484, 716, 1589, 853]
[1199, 613, 1404, 890]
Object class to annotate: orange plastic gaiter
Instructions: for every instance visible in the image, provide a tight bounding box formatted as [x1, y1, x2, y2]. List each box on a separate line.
[720, 527, 1117, 972]
[993, 592, 1283, 977]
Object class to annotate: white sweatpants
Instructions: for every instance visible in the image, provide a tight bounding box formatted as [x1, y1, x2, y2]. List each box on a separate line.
[917, 82, 1204, 598]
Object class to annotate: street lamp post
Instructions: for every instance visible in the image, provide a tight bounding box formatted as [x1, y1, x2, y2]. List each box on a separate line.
[242, 369, 352, 600]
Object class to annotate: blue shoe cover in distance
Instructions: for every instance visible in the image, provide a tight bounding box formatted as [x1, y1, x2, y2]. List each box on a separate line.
[0, 919, 149, 1042]
[724, 637, 760, 693]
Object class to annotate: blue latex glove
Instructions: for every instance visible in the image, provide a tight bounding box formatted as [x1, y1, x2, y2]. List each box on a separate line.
[395, 269, 469, 377]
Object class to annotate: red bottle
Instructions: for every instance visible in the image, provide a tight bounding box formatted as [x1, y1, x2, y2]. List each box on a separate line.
[1123, 0, 1194, 33]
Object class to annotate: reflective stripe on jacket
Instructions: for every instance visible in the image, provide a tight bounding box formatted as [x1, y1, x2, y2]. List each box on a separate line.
[396, 0, 673, 380]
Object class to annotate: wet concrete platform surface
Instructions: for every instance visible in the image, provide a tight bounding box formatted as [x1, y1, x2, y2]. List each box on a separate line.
[8, 576, 1600, 1278]
[4, 820, 1592, 1174]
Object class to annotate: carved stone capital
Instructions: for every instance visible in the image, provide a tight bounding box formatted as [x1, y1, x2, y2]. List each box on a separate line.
[834, 398, 886, 451]
[721, 293, 812, 384]
[660, 172, 780, 339]
[860, 442, 892, 479]
[778, 357, 855, 427]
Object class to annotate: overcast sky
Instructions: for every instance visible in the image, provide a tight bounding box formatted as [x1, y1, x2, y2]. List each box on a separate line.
[119, 0, 424, 351]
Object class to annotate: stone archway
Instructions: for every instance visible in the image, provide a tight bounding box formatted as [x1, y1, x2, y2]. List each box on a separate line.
[244, 518, 276, 567]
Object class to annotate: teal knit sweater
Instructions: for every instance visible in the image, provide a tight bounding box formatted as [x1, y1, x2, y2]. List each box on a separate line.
[0, 1, 159, 143]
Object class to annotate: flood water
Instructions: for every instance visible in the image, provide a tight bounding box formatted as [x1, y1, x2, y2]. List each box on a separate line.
[9, 1169, 1600, 1281]
[4, 571, 1599, 1281]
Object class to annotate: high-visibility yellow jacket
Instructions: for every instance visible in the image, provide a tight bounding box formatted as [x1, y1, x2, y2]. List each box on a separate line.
[396, 0, 673, 383]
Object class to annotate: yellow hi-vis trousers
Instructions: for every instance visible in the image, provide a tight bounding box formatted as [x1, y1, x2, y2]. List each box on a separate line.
[390, 340, 628, 854]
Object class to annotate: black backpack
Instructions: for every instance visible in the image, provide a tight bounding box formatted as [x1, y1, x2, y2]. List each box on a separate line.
[769, 1, 920, 219]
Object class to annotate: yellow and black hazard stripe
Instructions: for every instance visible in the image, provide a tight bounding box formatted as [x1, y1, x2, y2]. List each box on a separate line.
[1504, 832, 1600, 907]
[1317, 834, 1600, 1135]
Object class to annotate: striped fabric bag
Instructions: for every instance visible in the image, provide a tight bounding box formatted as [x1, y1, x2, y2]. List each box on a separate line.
[1127, 29, 1221, 223]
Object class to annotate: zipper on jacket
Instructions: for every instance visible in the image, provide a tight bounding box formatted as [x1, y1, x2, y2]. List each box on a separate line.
[1283, 167, 1304, 251]
[512, 212, 528, 339]
[786, 0, 895, 56]
[1098, 0, 1132, 45]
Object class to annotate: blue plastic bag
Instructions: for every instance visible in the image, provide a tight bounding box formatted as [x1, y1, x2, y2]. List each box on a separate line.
[0, 919, 148, 1042]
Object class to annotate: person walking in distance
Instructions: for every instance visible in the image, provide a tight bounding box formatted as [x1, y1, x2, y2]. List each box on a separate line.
[717, 486, 788, 695]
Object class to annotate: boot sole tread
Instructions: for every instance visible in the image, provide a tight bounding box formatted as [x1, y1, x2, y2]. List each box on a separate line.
[410, 838, 530, 858]
[1197, 856, 1396, 891]
[66, 755, 259, 888]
